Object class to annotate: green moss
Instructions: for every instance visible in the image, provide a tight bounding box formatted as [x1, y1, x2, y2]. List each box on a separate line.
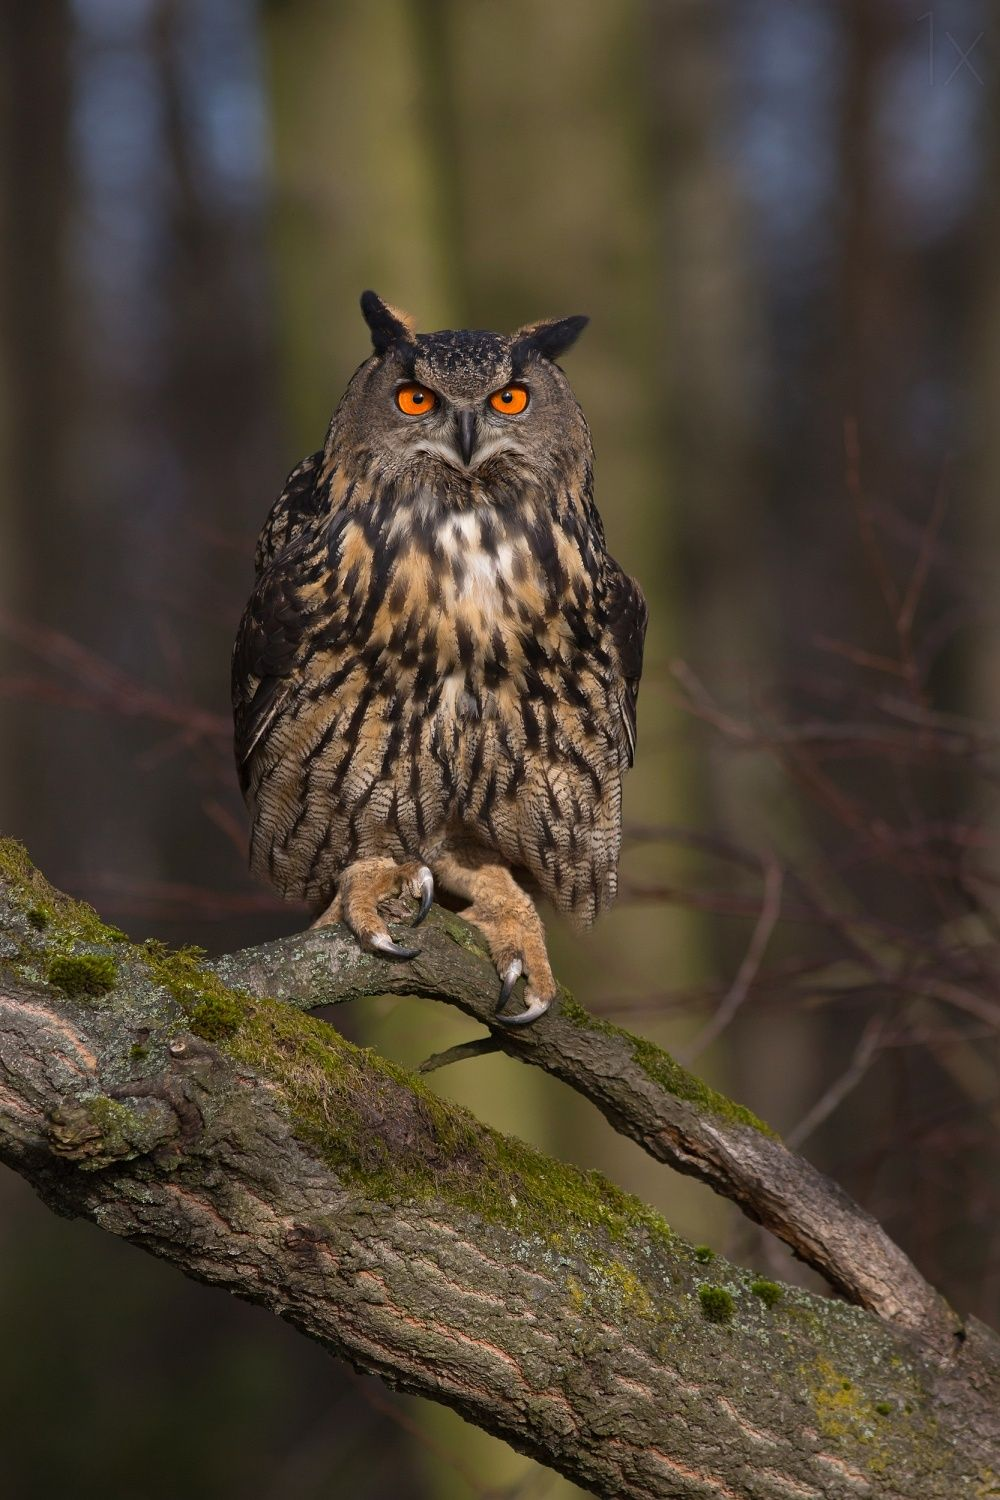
[874, 1402, 892, 1417]
[693, 1244, 715, 1264]
[142, 941, 248, 1042]
[130, 1043, 149, 1061]
[566, 1275, 587, 1312]
[698, 1285, 734, 1324]
[48, 1094, 144, 1169]
[596, 1259, 655, 1318]
[0, 841, 128, 1003]
[558, 992, 776, 1137]
[562, 1259, 657, 1320]
[225, 999, 674, 1271]
[47, 951, 117, 997]
[0, 838, 127, 946]
[189, 991, 245, 1042]
[810, 1358, 889, 1452]
[750, 1277, 782, 1308]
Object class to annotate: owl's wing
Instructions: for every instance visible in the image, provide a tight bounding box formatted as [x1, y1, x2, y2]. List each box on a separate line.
[253, 451, 324, 575]
[232, 544, 311, 796]
[233, 453, 326, 795]
[605, 559, 647, 768]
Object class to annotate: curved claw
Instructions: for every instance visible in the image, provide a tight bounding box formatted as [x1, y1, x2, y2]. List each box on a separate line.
[412, 865, 434, 926]
[495, 959, 550, 1026]
[370, 932, 420, 961]
[495, 991, 551, 1028]
[496, 958, 523, 1013]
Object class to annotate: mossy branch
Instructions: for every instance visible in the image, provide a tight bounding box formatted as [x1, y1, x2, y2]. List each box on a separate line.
[0, 839, 997, 1498]
[214, 907, 955, 1346]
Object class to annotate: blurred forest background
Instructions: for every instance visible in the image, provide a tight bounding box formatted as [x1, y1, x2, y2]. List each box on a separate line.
[2, 2, 999, 1497]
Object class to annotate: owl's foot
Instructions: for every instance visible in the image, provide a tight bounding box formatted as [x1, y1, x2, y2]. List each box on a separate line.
[433, 852, 555, 1026]
[313, 858, 433, 958]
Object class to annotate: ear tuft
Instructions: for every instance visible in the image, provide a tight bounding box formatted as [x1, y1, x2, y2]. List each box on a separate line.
[360, 291, 415, 355]
[512, 314, 589, 364]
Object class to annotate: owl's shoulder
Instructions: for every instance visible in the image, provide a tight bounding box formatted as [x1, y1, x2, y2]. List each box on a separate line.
[603, 558, 646, 666]
[234, 453, 346, 788]
[600, 556, 646, 766]
[254, 451, 327, 574]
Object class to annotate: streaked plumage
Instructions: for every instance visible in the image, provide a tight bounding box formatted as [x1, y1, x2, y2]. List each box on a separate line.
[233, 293, 646, 1023]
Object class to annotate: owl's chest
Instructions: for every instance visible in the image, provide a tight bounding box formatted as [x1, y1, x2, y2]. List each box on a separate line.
[331, 499, 592, 733]
[383, 509, 560, 680]
[431, 511, 524, 636]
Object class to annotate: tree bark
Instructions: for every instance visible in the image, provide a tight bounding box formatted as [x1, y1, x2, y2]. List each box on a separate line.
[0, 838, 996, 1498]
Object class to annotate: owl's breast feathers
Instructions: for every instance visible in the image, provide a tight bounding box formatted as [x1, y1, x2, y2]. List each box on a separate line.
[233, 453, 646, 922]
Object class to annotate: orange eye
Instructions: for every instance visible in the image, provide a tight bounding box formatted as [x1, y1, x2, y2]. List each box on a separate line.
[396, 383, 437, 415]
[489, 384, 529, 415]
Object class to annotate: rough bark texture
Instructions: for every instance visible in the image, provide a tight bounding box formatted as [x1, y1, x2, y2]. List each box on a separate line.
[215, 922, 956, 1345]
[0, 838, 997, 1499]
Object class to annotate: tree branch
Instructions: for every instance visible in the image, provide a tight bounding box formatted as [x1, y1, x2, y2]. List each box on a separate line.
[214, 909, 955, 1346]
[0, 840, 997, 1498]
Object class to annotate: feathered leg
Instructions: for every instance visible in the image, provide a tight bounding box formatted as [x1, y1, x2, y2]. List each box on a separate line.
[313, 856, 433, 958]
[433, 846, 555, 1026]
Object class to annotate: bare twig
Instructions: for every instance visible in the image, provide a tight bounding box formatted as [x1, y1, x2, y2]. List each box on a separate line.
[786, 1014, 889, 1150]
[681, 857, 784, 1063]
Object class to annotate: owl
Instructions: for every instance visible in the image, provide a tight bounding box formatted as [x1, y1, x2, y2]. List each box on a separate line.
[233, 292, 646, 1025]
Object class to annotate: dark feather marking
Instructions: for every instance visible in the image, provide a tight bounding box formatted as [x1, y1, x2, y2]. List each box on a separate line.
[567, 744, 602, 797]
[468, 730, 485, 787]
[413, 657, 436, 702]
[380, 719, 404, 778]
[329, 684, 376, 795]
[456, 619, 475, 671]
[304, 824, 334, 892]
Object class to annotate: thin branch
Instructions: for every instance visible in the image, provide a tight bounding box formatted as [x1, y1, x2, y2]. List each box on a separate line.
[681, 857, 784, 1063]
[898, 473, 950, 643]
[786, 1015, 888, 1150]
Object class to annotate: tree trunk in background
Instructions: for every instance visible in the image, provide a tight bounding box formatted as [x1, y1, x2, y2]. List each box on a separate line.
[0, 1, 75, 860]
[966, 2, 1000, 1333]
[806, 0, 986, 1319]
[152, 0, 284, 916]
[643, 0, 803, 1278]
[263, 0, 453, 450]
[647, 0, 762, 668]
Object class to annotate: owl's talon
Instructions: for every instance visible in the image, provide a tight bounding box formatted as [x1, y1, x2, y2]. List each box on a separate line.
[412, 865, 434, 926]
[496, 959, 551, 1025]
[495, 992, 551, 1028]
[497, 958, 523, 1012]
[369, 932, 420, 961]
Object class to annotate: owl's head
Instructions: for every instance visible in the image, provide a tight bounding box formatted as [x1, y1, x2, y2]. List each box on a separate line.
[329, 291, 591, 486]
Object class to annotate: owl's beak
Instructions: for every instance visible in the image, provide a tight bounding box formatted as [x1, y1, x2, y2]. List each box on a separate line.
[454, 409, 479, 468]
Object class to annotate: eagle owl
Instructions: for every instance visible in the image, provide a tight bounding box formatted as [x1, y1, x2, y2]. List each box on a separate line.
[233, 292, 646, 1025]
